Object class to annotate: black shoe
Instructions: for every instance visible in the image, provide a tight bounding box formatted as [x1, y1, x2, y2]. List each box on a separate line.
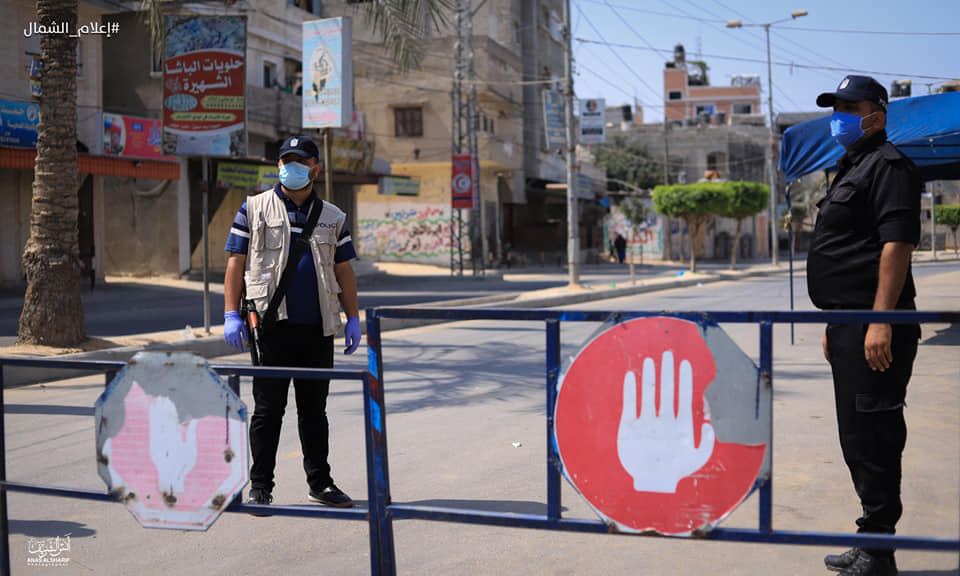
[825, 548, 863, 572]
[308, 484, 354, 508]
[838, 551, 898, 576]
[246, 487, 273, 517]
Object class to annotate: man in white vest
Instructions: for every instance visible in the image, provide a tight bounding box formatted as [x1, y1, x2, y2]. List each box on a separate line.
[222, 135, 361, 513]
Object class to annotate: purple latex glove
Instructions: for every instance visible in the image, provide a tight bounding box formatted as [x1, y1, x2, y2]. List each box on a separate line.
[224, 310, 247, 351]
[344, 316, 361, 355]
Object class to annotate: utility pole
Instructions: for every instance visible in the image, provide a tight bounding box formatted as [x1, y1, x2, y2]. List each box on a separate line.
[450, 0, 467, 276]
[450, 0, 481, 276]
[563, 0, 580, 286]
[662, 120, 672, 261]
[764, 24, 779, 266]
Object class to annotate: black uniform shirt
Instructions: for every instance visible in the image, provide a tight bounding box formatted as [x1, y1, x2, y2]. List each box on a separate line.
[807, 130, 922, 310]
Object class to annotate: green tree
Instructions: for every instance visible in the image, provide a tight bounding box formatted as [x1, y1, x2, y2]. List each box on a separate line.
[935, 205, 960, 255]
[719, 181, 768, 270]
[618, 194, 651, 284]
[593, 133, 662, 193]
[653, 183, 727, 273]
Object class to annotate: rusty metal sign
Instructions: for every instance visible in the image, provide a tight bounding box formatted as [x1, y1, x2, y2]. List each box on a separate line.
[554, 316, 771, 536]
[94, 351, 248, 530]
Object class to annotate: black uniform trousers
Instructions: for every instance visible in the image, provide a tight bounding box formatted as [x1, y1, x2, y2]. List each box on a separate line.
[250, 321, 335, 494]
[826, 321, 920, 557]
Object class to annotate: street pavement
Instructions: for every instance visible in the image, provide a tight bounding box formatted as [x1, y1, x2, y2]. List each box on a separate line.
[0, 256, 958, 575]
[0, 256, 810, 384]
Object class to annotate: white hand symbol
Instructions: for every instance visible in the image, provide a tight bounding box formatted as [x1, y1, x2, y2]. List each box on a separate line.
[149, 396, 198, 498]
[618, 351, 715, 493]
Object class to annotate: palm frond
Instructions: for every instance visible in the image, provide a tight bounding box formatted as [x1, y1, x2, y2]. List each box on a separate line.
[358, 0, 452, 72]
[139, 0, 164, 57]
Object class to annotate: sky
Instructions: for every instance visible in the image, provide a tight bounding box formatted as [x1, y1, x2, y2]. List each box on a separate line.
[569, 0, 959, 122]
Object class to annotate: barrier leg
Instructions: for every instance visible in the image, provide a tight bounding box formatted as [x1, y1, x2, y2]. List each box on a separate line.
[758, 321, 774, 535]
[545, 319, 562, 522]
[1, 364, 10, 576]
[365, 312, 396, 576]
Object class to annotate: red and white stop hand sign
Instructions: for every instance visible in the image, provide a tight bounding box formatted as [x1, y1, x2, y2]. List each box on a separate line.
[555, 316, 768, 535]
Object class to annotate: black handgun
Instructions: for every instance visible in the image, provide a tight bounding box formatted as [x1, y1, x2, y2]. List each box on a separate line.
[241, 294, 265, 366]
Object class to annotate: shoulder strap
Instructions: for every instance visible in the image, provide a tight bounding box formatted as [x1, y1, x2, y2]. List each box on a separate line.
[262, 197, 323, 324]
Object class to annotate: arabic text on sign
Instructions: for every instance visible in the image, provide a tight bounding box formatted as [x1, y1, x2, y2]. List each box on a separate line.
[170, 112, 237, 123]
[201, 96, 244, 110]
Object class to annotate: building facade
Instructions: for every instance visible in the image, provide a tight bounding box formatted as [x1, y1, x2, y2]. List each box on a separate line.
[663, 44, 763, 127]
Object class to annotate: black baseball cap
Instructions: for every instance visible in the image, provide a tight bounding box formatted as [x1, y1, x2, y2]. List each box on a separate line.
[816, 75, 888, 110]
[278, 135, 320, 160]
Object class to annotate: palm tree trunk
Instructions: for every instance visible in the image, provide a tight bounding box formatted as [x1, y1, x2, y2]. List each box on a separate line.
[18, 0, 84, 346]
[730, 218, 742, 271]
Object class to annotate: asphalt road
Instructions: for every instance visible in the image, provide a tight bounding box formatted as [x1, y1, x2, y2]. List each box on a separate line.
[3, 263, 958, 575]
[0, 261, 698, 347]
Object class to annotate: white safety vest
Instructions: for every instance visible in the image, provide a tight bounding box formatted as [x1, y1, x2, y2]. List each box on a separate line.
[244, 189, 345, 337]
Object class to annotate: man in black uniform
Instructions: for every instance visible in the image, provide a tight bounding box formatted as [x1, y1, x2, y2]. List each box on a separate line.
[807, 76, 922, 576]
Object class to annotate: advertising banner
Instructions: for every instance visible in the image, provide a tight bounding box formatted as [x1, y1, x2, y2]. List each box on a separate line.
[216, 163, 278, 191]
[331, 137, 374, 173]
[579, 98, 606, 144]
[451, 154, 474, 209]
[101, 113, 163, 159]
[379, 177, 420, 196]
[542, 90, 566, 150]
[162, 15, 246, 157]
[303, 17, 353, 129]
[0, 100, 39, 148]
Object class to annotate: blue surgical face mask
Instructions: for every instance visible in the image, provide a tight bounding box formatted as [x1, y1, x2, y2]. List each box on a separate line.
[830, 111, 876, 148]
[279, 161, 312, 190]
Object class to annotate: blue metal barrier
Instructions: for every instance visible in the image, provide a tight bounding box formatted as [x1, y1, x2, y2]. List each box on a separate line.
[0, 358, 384, 576]
[364, 307, 960, 575]
[2, 308, 958, 575]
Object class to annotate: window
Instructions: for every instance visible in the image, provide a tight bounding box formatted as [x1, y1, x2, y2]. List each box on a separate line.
[732, 103, 753, 115]
[668, 90, 683, 101]
[150, 41, 163, 76]
[263, 61, 277, 88]
[695, 104, 715, 116]
[394, 107, 423, 138]
[289, 0, 320, 15]
[513, 21, 521, 44]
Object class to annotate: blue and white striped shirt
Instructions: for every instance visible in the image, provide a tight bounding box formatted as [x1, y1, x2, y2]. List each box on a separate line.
[225, 184, 356, 325]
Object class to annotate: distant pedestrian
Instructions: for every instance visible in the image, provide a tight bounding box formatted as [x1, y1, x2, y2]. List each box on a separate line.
[614, 234, 627, 264]
[808, 76, 921, 576]
[222, 135, 362, 514]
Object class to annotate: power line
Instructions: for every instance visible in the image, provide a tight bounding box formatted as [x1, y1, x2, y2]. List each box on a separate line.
[574, 38, 958, 81]
[580, 0, 725, 24]
[574, 2, 662, 103]
[580, 0, 960, 37]
[778, 25, 960, 36]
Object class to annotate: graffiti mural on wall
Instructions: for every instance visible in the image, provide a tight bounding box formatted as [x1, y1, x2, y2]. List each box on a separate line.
[604, 209, 664, 260]
[357, 202, 456, 262]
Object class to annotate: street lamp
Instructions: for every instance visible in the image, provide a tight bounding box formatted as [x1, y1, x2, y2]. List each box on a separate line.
[727, 10, 808, 266]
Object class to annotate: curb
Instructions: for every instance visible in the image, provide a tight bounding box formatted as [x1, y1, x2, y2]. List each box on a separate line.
[1, 265, 794, 388]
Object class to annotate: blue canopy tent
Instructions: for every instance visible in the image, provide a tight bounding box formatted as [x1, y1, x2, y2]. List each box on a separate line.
[779, 91, 960, 183]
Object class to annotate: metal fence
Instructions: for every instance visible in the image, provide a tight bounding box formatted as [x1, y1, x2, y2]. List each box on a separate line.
[0, 359, 387, 576]
[363, 308, 960, 575]
[1, 307, 958, 576]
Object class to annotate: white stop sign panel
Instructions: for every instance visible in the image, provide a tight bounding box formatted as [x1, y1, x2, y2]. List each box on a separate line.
[94, 351, 248, 530]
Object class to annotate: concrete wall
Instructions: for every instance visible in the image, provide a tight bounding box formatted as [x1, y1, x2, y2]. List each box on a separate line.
[101, 176, 179, 276]
[0, 168, 31, 286]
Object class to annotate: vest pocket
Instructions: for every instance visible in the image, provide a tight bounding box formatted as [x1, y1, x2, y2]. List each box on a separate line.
[255, 217, 286, 250]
